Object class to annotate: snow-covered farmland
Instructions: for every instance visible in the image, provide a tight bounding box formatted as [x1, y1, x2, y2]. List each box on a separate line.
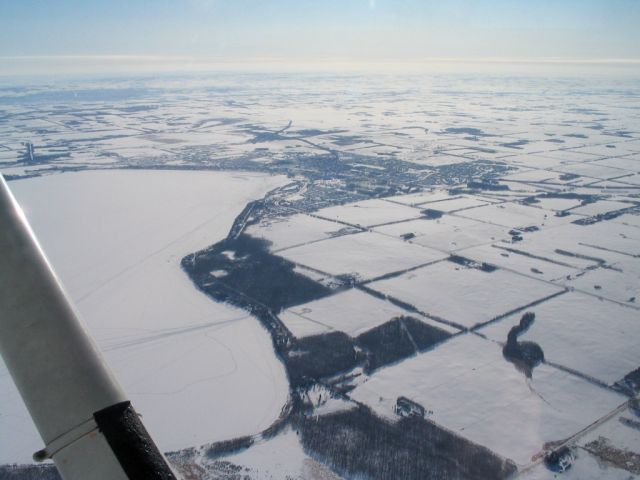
[374, 214, 510, 251]
[350, 333, 626, 466]
[368, 260, 563, 329]
[554, 162, 631, 181]
[520, 402, 640, 479]
[385, 190, 457, 206]
[515, 221, 640, 270]
[245, 213, 346, 251]
[411, 195, 492, 212]
[460, 243, 582, 282]
[531, 196, 583, 212]
[456, 201, 576, 229]
[2, 72, 640, 479]
[313, 198, 423, 227]
[569, 200, 632, 217]
[188, 427, 342, 480]
[280, 287, 459, 338]
[0, 170, 289, 463]
[519, 449, 638, 480]
[563, 254, 640, 304]
[479, 292, 640, 386]
[279, 231, 446, 282]
[592, 156, 640, 172]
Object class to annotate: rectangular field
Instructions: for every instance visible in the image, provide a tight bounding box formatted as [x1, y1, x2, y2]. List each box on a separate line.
[479, 291, 640, 385]
[313, 198, 423, 227]
[280, 231, 446, 282]
[374, 215, 510, 252]
[280, 287, 459, 338]
[368, 259, 563, 329]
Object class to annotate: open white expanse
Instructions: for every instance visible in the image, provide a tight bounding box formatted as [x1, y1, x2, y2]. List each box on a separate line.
[216, 427, 341, 480]
[280, 288, 459, 338]
[456, 202, 576, 229]
[373, 214, 510, 252]
[0, 169, 289, 463]
[280, 230, 446, 282]
[245, 213, 346, 252]
[369, 260, 563, 329]
[313, 198, 423, 227]
[479, 292, 640, 385]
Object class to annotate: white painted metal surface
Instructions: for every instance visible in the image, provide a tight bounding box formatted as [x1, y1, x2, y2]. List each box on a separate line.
[0, 175, 163, 479]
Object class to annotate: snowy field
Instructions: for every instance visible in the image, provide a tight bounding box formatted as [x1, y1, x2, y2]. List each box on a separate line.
[373, 214, 510, 251]
[368, 260, 563, 329]
[455, 201, 577, 229]
[0, 169, 289, 463]
[350, 333, 626, 466]
[519, 403, 640, 479]
[479, 292, 640, 386]
[279, 230, 446, 282]
[564, 254, 640, 304]
[459, 243, 582, 282]
[406, 195, 492, 212]
[312, 198, 424, 227]
[245, 213, 346, 252]
[279, 287, 459, 337]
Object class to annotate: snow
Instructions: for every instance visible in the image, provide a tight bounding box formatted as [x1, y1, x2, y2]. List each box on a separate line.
[540, 150, 601, 163]
[520, 382, 640, 479]
[578, 405, 640, 457]
[2, 71, 640, 478]
[277, 311, 333, 337]
[369, 260, 563, 329]
[350, 333, 626, 466]
[216, 427, 341, 480]
[403, 153, 475, 167]
[507, 222, 640, 271]
[479, 292, 640, 386]
[0, 169, 290, 463]
[386, 190, 459, 206]
[411, 195, 492, 212]
[570, 144, 639, 157]
[374, 214, 510, 251]
[554, 163, 629, 181]
[460, 243, 582, 282]
[245, 213, 346, 252]
[564, 254, 640, 304]
[592, 156, 640, 172]
[501, 169, 564, 183]
[482, 181, 559, 198]
[617, 173, 640, 186]
[313, 198, 423, 227]
[519, 449, 639, 480]
[504, 154, 569, 169]
[456, 201, 576, 229]
[569, 200, 632, 217]
[615, 213, 640, 228]
[533, 197, 584, 212]
[279, 231, 446, 282]
[280, 287, 458, 338]
[568, 222, 637, 256]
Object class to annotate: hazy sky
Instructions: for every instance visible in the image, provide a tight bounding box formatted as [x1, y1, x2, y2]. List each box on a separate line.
[1, 0, 640, 74]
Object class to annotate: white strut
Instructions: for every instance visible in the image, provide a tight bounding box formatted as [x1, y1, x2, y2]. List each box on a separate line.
[0, 175, 176, 480]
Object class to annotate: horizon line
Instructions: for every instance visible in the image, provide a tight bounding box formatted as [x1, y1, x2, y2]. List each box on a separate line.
[3, 55, 640, 65]
[2, 55, 640, 79]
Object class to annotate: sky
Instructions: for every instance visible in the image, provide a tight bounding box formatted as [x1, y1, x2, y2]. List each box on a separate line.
[1, 0, 640, 75]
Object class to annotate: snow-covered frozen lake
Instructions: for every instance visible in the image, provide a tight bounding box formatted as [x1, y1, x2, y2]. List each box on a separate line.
[0, 169, 289, 463]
